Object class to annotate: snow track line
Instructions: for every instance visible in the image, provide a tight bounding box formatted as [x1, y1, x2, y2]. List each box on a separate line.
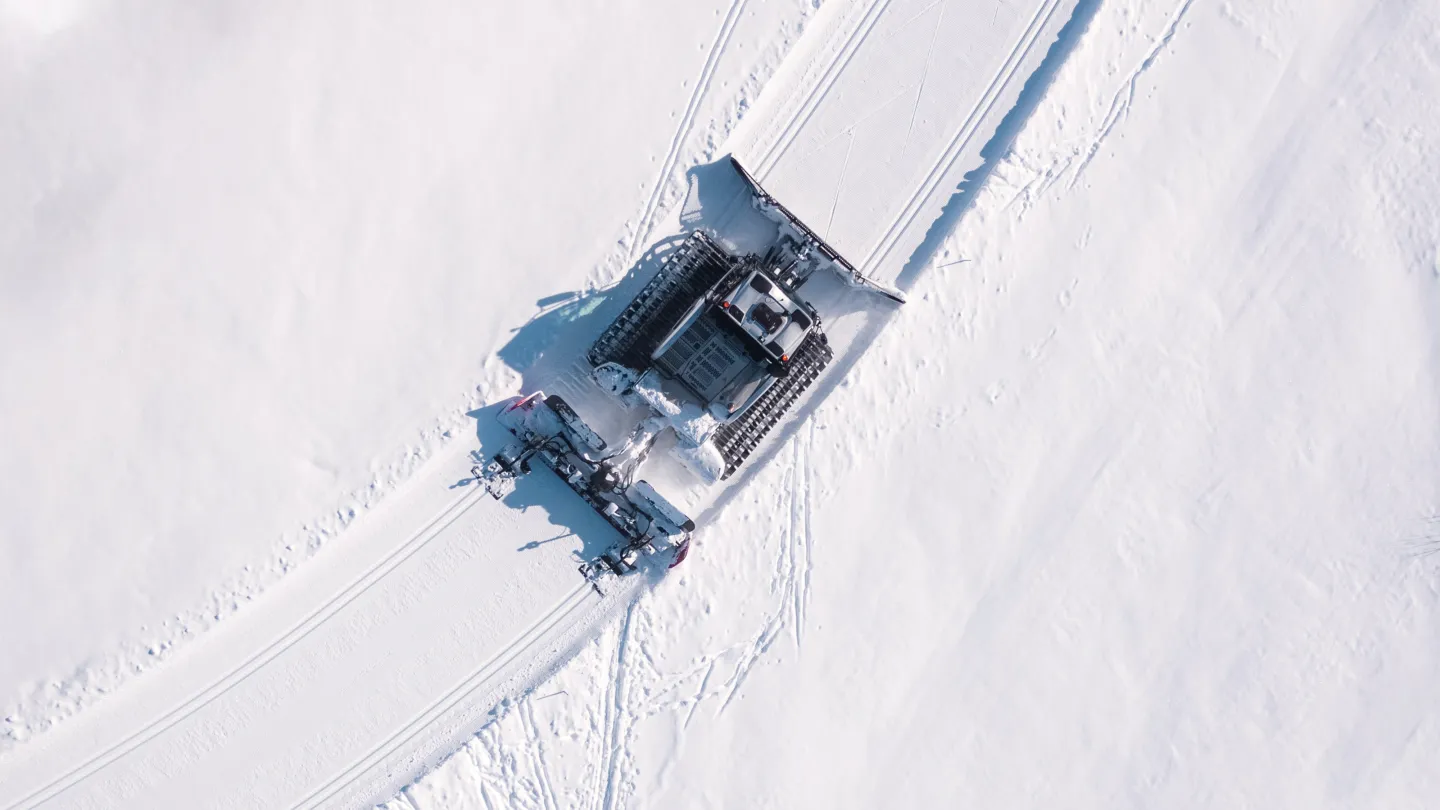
[901, 0, 947, 158]
[781, 441, 805, 648]
[752, 0, 893, 180]
[630, 0, 750, 256]
[1067, 0, 1194, 190]
[519, 699, 560, 810]
[597, 602, 637, 810]
[794, 424, 816, 646]
[859, 0, 1068, 273]
[290, 583, 593, 810]
[8, 485, 491, 810]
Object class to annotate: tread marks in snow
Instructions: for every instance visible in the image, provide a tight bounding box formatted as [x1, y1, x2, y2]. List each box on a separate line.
[596, 603, 637, 810]
[628, 0, 752, 264]
[753, 0, 897, 178]
[859, 0, 1073, 273]
[520, 700, 561, 810]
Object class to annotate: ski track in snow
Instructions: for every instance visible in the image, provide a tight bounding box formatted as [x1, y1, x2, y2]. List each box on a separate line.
[900, 0, 948, 159]
[753, 0, 895, 179]
[1067, 0, 1196, 190]
[289, 583, 594, 810]
[4, 484, 486, 809]
[858, 0, 1070, 272]
[4, 0, 1215, 805]
[627, 0, 752, 263]
[797, 423, 817, 645]
[0, 396, 496, 756]
[596, 604, 636, 810]
[519, 697, 560, 810]
[379, 1, 1234, 806]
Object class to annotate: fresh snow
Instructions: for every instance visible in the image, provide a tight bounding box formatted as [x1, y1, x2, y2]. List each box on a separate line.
[3, 0, 1439, 808]
[383, 1, 1440, 808]
[0, 0, 817, 751]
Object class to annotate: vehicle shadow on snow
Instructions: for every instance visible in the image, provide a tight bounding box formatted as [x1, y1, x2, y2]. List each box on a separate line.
[894, 0, 1103, 290]
[494, 232, 691, 387]
[461, 400, 620, 565]
[492, 157, 750, 387]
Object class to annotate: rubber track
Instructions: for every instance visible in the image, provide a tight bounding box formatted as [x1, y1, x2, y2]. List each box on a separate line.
[588, 232, 737, 371]
[712, 329, 833, 479]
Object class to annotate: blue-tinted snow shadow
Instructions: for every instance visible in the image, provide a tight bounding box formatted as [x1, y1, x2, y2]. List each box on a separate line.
[494, 158, 754, 384]
[493, 234, 685, 384]
[493, 157, 761, 378]
[894, 0, 1103, 292]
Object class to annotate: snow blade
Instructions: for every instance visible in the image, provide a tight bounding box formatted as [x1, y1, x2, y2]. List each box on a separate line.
[728, 154, 907, 305]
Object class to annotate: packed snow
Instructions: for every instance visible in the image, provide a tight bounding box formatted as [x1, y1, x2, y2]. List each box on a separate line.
[3, 0, 1439, 808]
[0, 0, 818, 751]
[380, 1, 1440, 808]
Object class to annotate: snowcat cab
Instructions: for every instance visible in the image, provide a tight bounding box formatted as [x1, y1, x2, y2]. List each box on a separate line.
[476, 155, 901, 589]
[650, 267, 820, 419]
[585, 228, 838, 483]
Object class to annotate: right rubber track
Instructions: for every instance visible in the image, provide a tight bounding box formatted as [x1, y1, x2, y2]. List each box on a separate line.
[713, 329, 833, 479]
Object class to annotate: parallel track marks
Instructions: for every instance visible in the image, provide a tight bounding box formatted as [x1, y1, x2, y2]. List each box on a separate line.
[753, 0, 895, 180]
[10, 485, 490, 810]
[630, 0, 751, 257]
[859, 0, 1069, 274]
[290, 584, 593, 810]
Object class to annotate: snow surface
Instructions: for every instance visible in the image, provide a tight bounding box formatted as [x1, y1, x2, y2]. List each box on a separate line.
[0, 0, 817, 750]
[3, 0, 1439, 807]
[381, 1, 1440, 808]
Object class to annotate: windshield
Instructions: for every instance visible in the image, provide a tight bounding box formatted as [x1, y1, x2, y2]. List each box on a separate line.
[747, 301, 785, 335]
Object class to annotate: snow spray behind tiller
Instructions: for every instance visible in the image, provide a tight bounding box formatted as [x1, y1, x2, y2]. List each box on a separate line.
[475, 156, 904, 590]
